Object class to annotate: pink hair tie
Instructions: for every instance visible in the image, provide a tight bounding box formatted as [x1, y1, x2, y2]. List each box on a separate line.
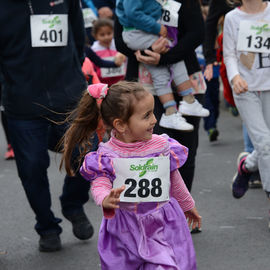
[87, 83, 109, 100]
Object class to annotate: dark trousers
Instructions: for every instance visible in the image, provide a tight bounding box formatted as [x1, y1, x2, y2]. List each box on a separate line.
[153, 94, 204, 192]
[7, 117, 98, 236]
[203, 77, 220, 131]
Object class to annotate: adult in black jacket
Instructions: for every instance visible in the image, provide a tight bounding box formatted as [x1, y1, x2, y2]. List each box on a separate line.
[0, 0, 94, 251]
[114, 0, 205, 192]
[203, 0, 231, 67]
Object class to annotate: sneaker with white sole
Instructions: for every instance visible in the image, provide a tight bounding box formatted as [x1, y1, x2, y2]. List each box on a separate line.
[159, 112, 194, 131]
[179, 99, 210, 117]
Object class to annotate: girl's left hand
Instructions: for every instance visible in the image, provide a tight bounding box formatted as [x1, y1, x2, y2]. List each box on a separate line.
[114, 52, 126, 66]
[184, 207, 202, 231]
[135, 50, 161, 65]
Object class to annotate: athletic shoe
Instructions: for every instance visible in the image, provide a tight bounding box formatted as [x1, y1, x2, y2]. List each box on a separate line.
[64, 211, 94, 240]
[249, 171, 262, 189]
[229, 106, 239, 117]
[159, 112, 194, 131]
[179, 99, 210, 117]
[39, 233, 61, 252]
[208, 128, 219, 142]
[232, 153, 251, 199]
[190, 227, 202, 234]
[4, 144, 15, 160]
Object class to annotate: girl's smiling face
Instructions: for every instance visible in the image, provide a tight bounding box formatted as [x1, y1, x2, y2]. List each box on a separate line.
[121, 93, 157, 143]
[95, 25, 113, 48]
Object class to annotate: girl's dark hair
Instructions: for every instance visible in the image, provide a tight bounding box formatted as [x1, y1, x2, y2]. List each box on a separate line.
[92, 18, 114, 37]
[60, 81, 147, 176]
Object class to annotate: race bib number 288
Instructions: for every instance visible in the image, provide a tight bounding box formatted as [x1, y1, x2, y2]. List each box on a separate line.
[30, 14, 68, 47]
[113, 156, 170, 203]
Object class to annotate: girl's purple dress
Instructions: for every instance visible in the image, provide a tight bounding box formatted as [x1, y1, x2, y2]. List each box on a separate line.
[81, 134, 197, 270]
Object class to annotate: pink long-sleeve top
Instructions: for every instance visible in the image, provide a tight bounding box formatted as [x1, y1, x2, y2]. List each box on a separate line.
[80, 132, 195, 218]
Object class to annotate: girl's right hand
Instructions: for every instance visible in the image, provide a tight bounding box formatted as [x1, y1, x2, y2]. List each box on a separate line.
[232, 74, 248, 94]
[102, 185, 125, 209]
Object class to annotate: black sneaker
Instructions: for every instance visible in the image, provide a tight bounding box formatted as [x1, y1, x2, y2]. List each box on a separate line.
[39, 233, 61, 252]
[232, 172, 251, 199]
[64, 211, 94, 240]
[249, 171, 262, 189]
[208, 128, 219, 142]
[232, 153, 251, 199]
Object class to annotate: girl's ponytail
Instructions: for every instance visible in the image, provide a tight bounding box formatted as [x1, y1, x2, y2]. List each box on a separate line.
[60, 88, 101, 176]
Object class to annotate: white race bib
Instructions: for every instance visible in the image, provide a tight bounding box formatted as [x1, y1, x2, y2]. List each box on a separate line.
[30, 14, 68, 47]
[157, 0, 181, 27]
[113, 157, 170, 203]
[237, 20, 270, 53]
[100, 57, 125, 78]
[82, 8, 97, 28]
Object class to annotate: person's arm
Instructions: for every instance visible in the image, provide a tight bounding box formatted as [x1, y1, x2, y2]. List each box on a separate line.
[91, 177, 125, 219]
[85, 46, 118, 68]
[159, 0, 205, 66]
[170, 169, 195, 211]
[203, 0, 231, 65]
[223, 14, 239, 85]
[223, 14, 248, 94]
[69, 0, 86, 65]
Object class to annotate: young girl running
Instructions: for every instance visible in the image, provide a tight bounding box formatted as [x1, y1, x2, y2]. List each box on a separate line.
[223, 0, 270, 224]
[115, 0, 209, 132]
[91, 18, 126, 86]
[61, 81, 201, 269]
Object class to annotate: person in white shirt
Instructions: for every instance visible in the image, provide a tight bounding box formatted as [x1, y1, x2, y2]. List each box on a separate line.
[223, 0, 270, 228]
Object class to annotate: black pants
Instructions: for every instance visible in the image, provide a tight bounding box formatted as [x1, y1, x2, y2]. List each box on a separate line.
[153, 94, 204, 191]
[8, 116, 98, 236]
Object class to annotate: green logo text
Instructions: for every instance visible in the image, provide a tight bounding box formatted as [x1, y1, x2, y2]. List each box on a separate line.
[251, 24, 270, 35]
[42, 16, 61, 28]
[130, 159, 158, 177]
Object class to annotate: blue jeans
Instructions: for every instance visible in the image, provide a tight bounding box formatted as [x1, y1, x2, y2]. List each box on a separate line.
[203, 77, 220, 131]
[242, 123, 254, 153]
[7, 117, 98, 236]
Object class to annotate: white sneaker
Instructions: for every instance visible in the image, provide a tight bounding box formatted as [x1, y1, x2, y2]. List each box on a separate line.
[159, 112, 194, 131]
[179, 99, 210, 117]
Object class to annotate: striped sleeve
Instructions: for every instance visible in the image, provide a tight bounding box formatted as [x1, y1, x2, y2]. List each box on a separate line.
[91, 177, 115, 219]
[170, 170, 195, 212]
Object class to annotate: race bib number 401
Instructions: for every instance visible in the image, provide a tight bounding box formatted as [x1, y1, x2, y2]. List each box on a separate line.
[30, 14, 68, 47]
[237, 20, 270, 53]
[113, 157, 170, 203]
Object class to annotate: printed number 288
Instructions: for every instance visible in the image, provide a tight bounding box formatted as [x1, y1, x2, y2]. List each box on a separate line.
[124, 178, 162, 198]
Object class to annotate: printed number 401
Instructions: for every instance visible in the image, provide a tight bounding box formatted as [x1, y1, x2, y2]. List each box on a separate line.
[40, 29, 63, 43]
[124, 178, 162, 198]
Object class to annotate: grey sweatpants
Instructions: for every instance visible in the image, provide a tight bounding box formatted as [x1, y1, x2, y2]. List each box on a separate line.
[122, 30, 189, 96]
[233, 90, 270, 192]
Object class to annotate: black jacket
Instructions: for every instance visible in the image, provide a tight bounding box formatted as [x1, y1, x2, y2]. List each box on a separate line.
[114, 0, 204, 80]
[0, 0, 86, 119]
[203, 0, 232, 65]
